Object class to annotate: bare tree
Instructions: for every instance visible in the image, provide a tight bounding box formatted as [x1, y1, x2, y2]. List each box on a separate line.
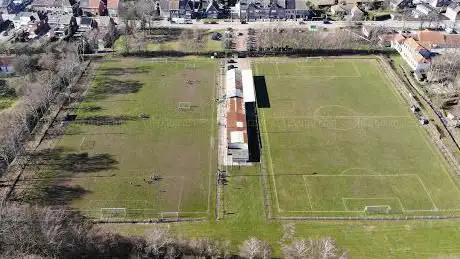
[283, 237, 345, 259]
[145, 228, 172, 257]
[240, 237, 271, 259]
[12, 54, 37, 75]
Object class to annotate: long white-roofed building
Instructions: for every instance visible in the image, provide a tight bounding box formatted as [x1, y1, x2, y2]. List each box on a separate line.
[226, 68, 258, 164]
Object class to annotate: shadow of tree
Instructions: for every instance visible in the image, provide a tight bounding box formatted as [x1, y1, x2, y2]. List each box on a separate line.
[18, 147, 118, 206]
[28, 147, 118, 173]
[87, 78, 143, 100]
[99, 67, 149, 77]
[75, 115, 140, 126]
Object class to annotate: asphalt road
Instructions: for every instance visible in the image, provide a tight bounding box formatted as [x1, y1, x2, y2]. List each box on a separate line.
[150, 19, 457, 31]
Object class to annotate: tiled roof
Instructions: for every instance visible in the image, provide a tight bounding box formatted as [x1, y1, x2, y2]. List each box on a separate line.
[445, 34, 460, 46]
[82, 0, 120, 9]
[394, 34, 406, 43]
[227, 97, 248, 144]
[417, 30, 445, 46]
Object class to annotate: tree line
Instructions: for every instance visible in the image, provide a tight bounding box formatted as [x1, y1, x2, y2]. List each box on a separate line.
[0, 42, 83, 176]
[0, 203, 347, 258]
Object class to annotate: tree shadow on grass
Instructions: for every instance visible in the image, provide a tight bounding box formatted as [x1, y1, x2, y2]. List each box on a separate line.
[87, 78, 143, 100]
[19, 147, 119, 206]
[99, 67, 150, 77]
[74, 115, 141, 126]
[28, 147, 118, 173]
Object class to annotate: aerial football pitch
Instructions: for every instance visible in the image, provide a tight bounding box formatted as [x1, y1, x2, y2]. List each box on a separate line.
[19, 58, 217, 220]
[253, 57, 460, 217]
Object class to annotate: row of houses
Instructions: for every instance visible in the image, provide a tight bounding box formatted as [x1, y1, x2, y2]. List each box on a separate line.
[0, 0, 120, 16]
[169, 0, 378, 20]
[390, 0, 460, 22]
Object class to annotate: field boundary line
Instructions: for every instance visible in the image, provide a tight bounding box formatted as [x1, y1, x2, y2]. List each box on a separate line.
[177, 176, 185, 212]
[275, 62, 281, 79]
[268, 115, 411, 119]
[415, 175, 439, 211]
[208, 61, 217, 215]
[342, 198, 349, 211]
[351, 60, 362, 78]
[340, 167, 381, 175]
[261, 108, 281, 213]
[261, 74, 361, 79]
[301, 176, 314, 210]
[302, 174, 419, 177]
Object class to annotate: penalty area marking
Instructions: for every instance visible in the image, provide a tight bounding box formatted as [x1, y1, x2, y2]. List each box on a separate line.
[342, 197, 405, 212]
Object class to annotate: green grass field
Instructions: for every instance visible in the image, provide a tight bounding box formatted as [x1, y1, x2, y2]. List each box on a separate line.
[20, 58, 217, 219]
[253, 58, 460, 217]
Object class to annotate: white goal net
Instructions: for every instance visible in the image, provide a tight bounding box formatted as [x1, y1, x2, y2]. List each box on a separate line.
[100, 208, 127, 219]
[364, 205, 391, 214]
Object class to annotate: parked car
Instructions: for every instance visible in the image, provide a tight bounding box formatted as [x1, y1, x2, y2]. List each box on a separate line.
[241, 20, 247, 24]
[323, 20, 331, 24]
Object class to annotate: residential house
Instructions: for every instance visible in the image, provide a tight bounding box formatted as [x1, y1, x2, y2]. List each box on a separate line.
[0, 55, 14, 74]
[80, 0, 120, 16]
[425, 0, 451, 8]
[444, 3, 460, 21]
[390, 0, 412, 10]
[295, 0, 310, 17]
[349, 5, 363, 20]
[205, 0, 220, 18]
[0, 0, 12, 13]
[392, 35, 432, 72]
[330, 3, 352, 16]
[362, 25, 372, 37]
[76, 16, 93, 30]
[413, 3, 438, 18]
[29, 0, 72, 13]
[316, 0, 336, 8]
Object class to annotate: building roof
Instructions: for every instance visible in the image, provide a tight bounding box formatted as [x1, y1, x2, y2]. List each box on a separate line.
[0, 0, 11, 8]
[30, 0, 69, 7]
[315, 0, 335, 5]
[403, 37, 431, 63]
[445, 34, 460, 46]
[242, 70, 255, 103]
[448, 2, 460, 11]
[81, 0, 120, 9]
[226, 69, 243, 98]
[331, 3, 353, 12]
[417, 30, 445, 47]
[394, 33, 406, 43]
[206, 0, 219, 12]
[295, 0, 309, 9]
[227, 97, 248, 144]
[351, 5, 363, 14]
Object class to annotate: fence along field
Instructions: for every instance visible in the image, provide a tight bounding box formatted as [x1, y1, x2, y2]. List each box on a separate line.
[17, 58, 217, 220]
[254, 58, 460, 217]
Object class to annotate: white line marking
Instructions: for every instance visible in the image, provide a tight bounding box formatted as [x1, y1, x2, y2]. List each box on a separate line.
[302, 176, 314, 210]
[261, 108, 281, 213]
[415, 175, 439, 211]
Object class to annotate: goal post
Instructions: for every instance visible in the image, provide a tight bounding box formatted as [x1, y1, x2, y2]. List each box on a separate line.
[364, 205, 391, 214]
[177, 102, 192, 111]
[160, 211, 179, 221]
[100, 208, 127, 219]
